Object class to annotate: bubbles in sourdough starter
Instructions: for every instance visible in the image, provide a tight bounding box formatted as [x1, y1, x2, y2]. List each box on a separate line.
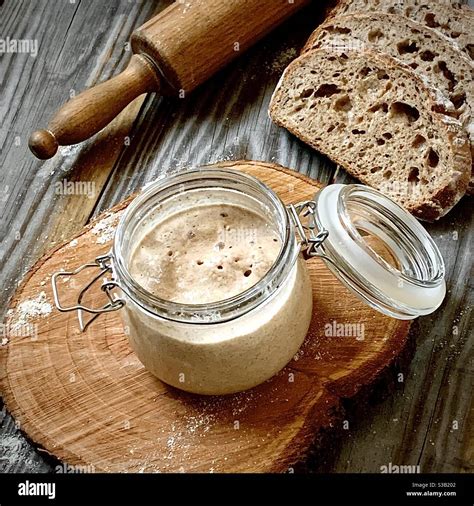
[128, 203, 282, 304]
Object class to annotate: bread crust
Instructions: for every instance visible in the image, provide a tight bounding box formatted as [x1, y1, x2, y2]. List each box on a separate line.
[269, 48, 471, 221]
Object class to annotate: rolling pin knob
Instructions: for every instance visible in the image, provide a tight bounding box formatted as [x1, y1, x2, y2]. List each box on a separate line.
[29, 129, 59, 159]
[29, 54, 161, 159]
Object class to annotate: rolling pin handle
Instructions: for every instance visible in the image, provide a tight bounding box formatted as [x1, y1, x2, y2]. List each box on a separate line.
[28, 54, 161, 160]
[28, 129, 59, 159]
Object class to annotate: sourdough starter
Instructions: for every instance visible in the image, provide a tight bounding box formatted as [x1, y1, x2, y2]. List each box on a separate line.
[129, 204, 282, 303]
[123, 202, 312, 394]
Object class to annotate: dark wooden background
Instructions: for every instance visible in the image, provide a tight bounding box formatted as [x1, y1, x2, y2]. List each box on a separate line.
[0, 0, 472, 473]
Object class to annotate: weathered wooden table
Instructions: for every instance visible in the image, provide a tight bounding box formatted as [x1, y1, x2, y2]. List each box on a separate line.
[0, 0, 472, 473]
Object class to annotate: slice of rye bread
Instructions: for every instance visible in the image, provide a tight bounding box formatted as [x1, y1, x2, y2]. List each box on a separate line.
[329, 0, 474, 61]
[269, 48, 471, 221]
[302, 12, 474, 193]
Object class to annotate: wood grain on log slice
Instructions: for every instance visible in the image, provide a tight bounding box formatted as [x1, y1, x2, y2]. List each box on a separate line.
[0, 161, 410, 473]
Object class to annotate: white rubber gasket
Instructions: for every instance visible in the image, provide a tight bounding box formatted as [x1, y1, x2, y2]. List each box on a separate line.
[316, 184, 446, 314]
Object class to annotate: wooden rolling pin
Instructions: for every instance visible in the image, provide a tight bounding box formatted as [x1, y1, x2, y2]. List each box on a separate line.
[29, 0, 309, 159]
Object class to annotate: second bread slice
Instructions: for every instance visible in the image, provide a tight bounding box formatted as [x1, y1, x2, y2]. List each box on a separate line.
[329, 0, 474, 61]
[302, 12, 474, 192]
[269, 48, 471, 220]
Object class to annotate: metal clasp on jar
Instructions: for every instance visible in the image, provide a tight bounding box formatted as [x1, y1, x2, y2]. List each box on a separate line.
[51, 253, 125, 331]
[287, 201, 329, 259]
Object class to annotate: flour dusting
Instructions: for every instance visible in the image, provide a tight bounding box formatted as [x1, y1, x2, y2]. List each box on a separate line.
[10, 291, 52, 327]
[91, 213, 118, 244]
[268, 47, 297, 74]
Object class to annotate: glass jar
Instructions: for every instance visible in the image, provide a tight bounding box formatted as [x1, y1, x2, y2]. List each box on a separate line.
[52, 167, 446, 395]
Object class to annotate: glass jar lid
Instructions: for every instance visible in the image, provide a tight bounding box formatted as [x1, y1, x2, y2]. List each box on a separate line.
[309, 184, 446, 320]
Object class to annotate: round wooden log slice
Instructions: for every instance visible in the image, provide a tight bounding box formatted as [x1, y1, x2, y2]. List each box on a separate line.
[0, 161, 410, 473]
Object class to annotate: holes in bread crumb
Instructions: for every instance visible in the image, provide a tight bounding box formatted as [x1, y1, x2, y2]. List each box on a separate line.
[424, 13, 439, 28]
[397, 40, 419, 55]
[370, 167, 381, 173]
[450, 31, 461, 39]
[314, 83, 341, 98]
[467, 44, 474, 60]
[389, 102, 420, 124]
[435, 61, 457, 92]
[329, 25, 351, 35]
[407, 167, 420, 183]
[411, 134, 426, 149]
[382, 132, 393, 139]
[243, 269, 252, 277]
[409, 62, 419, 70]
[426, 148, 439, 168]
[197, 260, 203, 265]
[347, 142, 354, 149]
[376, 138, 385, 146]
[327, 125, 335, 133]
[300, 88, 314, 99]
[450, 91, 466, 109]
[420, 50, 437, 61]
[334, 95, 352, 112]
[383, 170, 392, 179]
[431, 103, 447, 114]
[352, 129, 365, 135]
[368, 102, 388, 113]
[359, 66, 371, 77]
[368, 29, 383, 43]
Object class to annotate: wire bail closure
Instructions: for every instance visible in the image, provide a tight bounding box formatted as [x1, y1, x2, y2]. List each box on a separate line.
[287, 201, 329, 259]
[51, 253, 125, 332]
